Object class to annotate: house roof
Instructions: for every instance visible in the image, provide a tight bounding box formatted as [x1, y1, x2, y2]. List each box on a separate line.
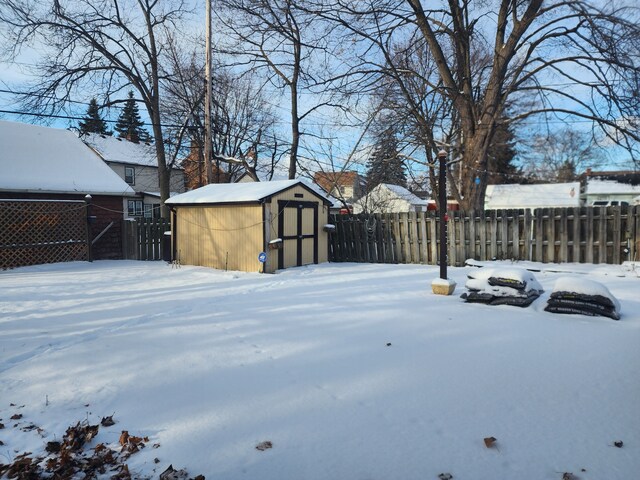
[583, 179, 640, 195]
[379, 183, 429, 205]
[82, 132, 181, 169]
[166, 179, 332, 205]
[485, 182, 580, 209]
[0, 120, 135, 196]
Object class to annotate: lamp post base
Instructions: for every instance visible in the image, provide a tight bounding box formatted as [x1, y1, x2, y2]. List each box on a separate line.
[431, 278, 457, 296]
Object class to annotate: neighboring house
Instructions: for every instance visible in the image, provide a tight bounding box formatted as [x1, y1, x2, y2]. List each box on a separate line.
[236, 170, 288, 183]
[579, 169, 640, 206]
[352, 183, 429, 214]
[181, 142, 232, 188]
[82, 133, 185, 218]
[0, 120, 136, 261]
[484, 182, 581, 210]
[314, 171, 365, 210]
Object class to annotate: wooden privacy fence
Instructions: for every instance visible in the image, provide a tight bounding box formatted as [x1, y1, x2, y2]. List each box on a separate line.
[122, 218, 171, 261]
[0, 199, 88, 270]
[329, 206, 640, 266]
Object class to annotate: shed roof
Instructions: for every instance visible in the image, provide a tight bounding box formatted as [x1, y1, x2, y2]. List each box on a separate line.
[0, 120, 135, 196]
[166, 179, 332, 205]
[485, 182, 580, 209]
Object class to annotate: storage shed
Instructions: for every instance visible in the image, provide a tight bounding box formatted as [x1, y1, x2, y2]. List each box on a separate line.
[165, 180, 332, 273]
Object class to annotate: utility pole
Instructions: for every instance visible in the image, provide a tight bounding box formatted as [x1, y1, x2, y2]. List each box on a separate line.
[204, 0, 213, 184]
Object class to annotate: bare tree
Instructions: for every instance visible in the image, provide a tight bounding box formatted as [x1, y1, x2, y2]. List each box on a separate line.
[217, 0, 339, 179]
[311, 0, 640, 210]
[0, 0, 192, 217]
[520, 128, 605, 182]
[161, 42, 281, 187]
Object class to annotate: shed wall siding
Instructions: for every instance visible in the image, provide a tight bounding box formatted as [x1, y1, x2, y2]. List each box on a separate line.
[176, 205, 264, 272]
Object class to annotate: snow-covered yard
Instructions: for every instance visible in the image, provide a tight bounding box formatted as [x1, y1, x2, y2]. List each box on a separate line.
[1, 260, 639, 479]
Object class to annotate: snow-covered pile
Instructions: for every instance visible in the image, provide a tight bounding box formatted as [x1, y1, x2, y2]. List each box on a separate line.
[461, 266, 544, 307]
[545, 276, 621, 320]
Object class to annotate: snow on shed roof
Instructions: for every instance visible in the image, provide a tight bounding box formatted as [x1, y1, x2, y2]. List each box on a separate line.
[81, 132, 164, 168]
[166, 179, 332, 205]
[485, 182, 580, 209]
[0, 120, 135, 196]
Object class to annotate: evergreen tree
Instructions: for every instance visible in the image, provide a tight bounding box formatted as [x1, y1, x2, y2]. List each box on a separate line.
[365, 127, 407, 190]
[78, 98, 109, 135]
[114, 91, 150, 143]
[485, 121, 523, 184]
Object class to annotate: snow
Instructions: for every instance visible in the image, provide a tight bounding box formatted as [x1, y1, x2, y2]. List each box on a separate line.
[585, 179, 640, 195]
[353, 183, 428, 214]
[551, 276, 621, 311]
[82, 132, 159, 168]
[0, 120, 136, 196]
[1, 260, 639, 479]
[484, 183, 580, 209]
[466, 266, 544, 295]
[166, 179, 331, 205]
[382, 183, 429, 205]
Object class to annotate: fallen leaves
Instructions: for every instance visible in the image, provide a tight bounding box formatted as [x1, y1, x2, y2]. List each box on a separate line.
[160, 464, 189, 480]
[101, 415, 116, 427]
[119, 430, 150, 457]
[483, 436, 497, 448]
[0, 416, 150, 479]
[256, 441, 273, 451]
[613, 440, 624, 448]
[438, 474, 453, 480]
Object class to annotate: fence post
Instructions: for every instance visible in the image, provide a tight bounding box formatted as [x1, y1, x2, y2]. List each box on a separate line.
[85, 194, 93, 262]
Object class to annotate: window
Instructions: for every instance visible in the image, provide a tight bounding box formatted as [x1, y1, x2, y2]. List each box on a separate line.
[143, 203, 161, 219]
[127, 200, 143, 217]
[124, 166, 135, 185]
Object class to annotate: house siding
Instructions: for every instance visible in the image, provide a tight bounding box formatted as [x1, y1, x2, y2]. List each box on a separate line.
[107, 162, 184, 194]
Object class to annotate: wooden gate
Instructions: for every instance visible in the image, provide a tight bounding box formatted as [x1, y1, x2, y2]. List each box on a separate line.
[0, 199, 88, 270]
[277, 200, 319, 269]
[122, 218, 171, 261]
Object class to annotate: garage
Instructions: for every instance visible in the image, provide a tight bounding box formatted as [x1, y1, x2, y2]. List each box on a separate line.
[166, 180, 332, 273]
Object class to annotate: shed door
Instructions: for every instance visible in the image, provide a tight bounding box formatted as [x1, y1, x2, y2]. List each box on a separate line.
[277, 200, 318, 269]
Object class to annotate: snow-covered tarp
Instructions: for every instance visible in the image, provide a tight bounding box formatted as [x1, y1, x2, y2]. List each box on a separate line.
[0, 120, 135, 196]
[462, 266, 544, 306]
[546, 276, 621, 320]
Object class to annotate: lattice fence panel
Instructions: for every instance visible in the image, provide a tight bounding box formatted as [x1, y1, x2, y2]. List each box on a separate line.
[0, 200, 88, 270]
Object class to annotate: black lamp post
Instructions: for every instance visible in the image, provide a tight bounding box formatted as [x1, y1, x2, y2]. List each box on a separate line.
[431, 149, 456, 295]
[438, 149, 448, 280]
